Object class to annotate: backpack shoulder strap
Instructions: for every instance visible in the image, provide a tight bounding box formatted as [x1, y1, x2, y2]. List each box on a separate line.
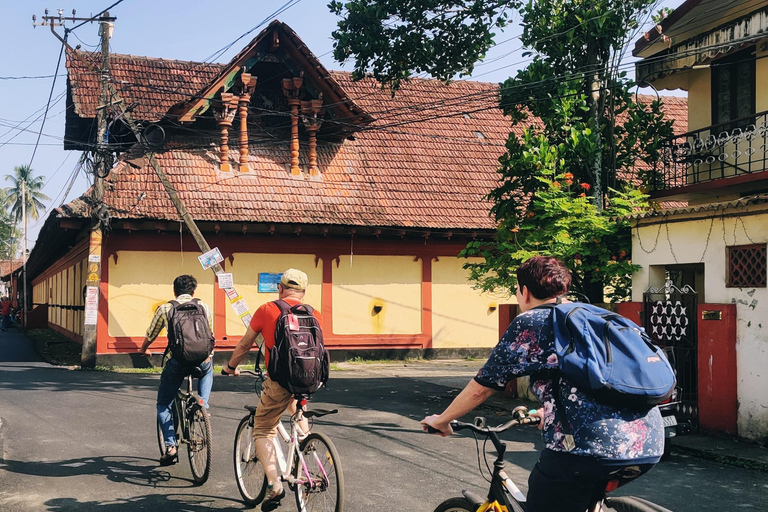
[273, 300, 291, 315]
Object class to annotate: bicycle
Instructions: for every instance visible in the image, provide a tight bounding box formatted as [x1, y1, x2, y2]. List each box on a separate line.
[233, 369, 344, 512]
[428, 406, 671, 512]
[154, 361, 212, 485]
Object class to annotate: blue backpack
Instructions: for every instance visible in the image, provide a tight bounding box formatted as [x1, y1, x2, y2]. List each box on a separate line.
[547, 302, 676, 410]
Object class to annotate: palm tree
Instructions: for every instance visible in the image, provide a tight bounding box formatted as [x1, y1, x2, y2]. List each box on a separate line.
[4, 165, 50, 223]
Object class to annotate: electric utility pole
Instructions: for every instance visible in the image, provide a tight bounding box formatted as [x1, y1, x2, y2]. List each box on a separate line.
[22, 180, 27, 330]
[35, 9, 115, 367]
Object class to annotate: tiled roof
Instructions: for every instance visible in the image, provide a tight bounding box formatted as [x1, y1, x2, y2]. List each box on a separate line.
[630, 193, 768, 220]
[100, 73, 511, 230]
[64, 38, 689, 231]
[66, 49, 222, 122]
[0, 259, 24, 278]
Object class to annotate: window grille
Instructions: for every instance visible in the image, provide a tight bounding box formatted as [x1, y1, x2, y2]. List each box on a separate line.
[727, 244, 767, 288]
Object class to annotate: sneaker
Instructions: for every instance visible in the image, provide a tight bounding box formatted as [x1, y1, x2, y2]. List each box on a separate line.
[261, 483, 285, 511]
[159, 445, 178, 466]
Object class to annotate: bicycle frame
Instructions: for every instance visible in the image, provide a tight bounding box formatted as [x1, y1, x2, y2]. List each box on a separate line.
[243, 401, 329, 490]
[172, 375, 204, 446]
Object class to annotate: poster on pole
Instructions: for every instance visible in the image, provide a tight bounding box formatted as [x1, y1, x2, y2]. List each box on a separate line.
[216, 272, 233, 289]
[84, 286, 99, 325]
[198, 247, 224, 270]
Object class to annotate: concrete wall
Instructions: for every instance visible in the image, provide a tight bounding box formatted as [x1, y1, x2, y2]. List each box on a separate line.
[432, 256, 506, 348]
[332, 255, 422, 335]
[224, 253, 322, 336]
[107, 251, 215, 338]
[632, 207, 768, 440]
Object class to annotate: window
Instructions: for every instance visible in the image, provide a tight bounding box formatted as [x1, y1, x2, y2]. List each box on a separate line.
[711, 49, 755, 130]
[727, 244, 766, 288]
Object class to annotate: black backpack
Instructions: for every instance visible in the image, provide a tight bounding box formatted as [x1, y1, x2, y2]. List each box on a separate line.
[267, 300, 329, 395]
[166, 299, 215, 365]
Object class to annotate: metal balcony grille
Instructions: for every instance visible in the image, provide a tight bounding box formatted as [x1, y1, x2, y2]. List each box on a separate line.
[727, 244, 767, 288]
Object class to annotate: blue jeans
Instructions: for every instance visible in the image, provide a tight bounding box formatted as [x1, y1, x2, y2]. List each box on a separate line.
[1, 314, 9, 329]
[156, 357, 213, 448]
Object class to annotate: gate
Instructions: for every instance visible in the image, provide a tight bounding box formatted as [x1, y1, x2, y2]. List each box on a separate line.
[643, 281, 698, 430]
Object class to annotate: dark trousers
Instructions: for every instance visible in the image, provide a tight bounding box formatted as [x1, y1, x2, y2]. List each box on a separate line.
[526, 449, 656, 512]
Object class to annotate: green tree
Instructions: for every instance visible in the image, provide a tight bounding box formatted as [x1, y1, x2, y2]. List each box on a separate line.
[0, 189, 19, 260]
[330, 0, 674, 302]
[4, 165, 50, 224]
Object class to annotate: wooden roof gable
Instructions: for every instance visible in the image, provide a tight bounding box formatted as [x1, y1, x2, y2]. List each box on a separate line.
[169, 20, 374, 132]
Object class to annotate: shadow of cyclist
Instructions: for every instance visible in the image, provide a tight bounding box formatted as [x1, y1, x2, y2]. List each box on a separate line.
[0, 455, 196, 488]
[44, 493, 246, 511]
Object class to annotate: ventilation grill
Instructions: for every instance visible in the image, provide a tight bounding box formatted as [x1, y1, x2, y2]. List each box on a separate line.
[727, 244, 767, 287]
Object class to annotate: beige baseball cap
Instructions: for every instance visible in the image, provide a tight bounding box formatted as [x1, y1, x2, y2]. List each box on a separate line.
[280, 268, 308, 290]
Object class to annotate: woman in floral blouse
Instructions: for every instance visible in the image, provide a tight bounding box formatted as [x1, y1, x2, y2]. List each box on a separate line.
[422, 256, 663, 512]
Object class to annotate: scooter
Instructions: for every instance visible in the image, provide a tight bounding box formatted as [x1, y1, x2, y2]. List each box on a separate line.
[658, 347, 692, 458]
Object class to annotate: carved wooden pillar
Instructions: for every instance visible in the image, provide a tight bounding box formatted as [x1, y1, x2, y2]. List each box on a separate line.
[237, 70, 258, 173]
[213, 92, 239, 172]
[282, 74, 304, 176]
[301, 96, 325, 176]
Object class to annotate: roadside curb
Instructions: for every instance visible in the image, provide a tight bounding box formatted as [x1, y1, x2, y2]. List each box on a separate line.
[672, 444, 768, 473]
[0, 417, 5, 462]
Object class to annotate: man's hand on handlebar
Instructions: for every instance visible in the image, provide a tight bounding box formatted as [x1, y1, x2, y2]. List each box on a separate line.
[221, 364, 240, 376]
[421, 414, 454, 436]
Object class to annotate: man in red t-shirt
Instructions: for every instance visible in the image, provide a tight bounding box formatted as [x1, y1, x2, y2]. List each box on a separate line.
[223, 268, 322, 511]
[1, 297, 12, 331]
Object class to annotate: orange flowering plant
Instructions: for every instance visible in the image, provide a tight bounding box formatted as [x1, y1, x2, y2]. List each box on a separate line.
[461, 167, 647, 303]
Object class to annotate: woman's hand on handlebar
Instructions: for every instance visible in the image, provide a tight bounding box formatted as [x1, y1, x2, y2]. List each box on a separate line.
[531, 408, 545, 430]
[421, 414, 454, 436]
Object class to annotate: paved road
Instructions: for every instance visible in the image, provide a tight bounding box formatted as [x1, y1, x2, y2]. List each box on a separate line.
[1, 332, 767, 511]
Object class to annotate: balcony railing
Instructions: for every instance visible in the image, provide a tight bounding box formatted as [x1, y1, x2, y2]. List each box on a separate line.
[650, 109, 768, 193]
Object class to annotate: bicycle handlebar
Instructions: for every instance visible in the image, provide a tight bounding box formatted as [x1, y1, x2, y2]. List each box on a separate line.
[425, 407, 541, 435]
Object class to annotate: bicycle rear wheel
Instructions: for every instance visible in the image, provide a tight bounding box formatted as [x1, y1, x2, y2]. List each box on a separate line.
[603, 496, 672, 512]
[294, 432, 344, 512]
[234, 414, 267, 506]
[187, 406, 212, 485]
[432, 497, 477, 512]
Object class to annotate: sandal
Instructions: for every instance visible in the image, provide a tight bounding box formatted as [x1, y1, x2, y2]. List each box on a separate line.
[159, 445, 178, 466]
[261, 484, 285, 511]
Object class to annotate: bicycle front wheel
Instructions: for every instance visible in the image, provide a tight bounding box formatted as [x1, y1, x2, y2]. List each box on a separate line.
[432, 497, 477, 512]
[294, 432, 344, 512]
[234, 414, 267, 506]
[187, 406, 212, 485]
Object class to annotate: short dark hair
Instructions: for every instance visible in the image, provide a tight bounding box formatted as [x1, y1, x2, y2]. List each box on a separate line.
[173, 275, 198, 296]
[516, 256, 571, 300]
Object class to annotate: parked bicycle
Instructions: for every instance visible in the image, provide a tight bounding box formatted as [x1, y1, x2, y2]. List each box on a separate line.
[155, 359, 212, 485]
[233, 368, 344, 512]
[428, 406, 671, 512]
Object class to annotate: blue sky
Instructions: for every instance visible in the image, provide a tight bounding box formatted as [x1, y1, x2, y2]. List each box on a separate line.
[1, 0, 683, 249]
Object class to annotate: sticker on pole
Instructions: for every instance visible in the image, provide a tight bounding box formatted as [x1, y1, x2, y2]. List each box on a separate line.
[216, 272, 234, 289]
[198, 247, 224, 270]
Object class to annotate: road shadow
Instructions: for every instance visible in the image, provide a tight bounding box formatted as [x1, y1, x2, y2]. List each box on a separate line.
[0, 455, 198, 488]
[44, 493, 246, 511]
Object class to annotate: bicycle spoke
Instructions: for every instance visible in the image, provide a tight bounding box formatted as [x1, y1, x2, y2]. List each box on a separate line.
[295, 433, 343, 512]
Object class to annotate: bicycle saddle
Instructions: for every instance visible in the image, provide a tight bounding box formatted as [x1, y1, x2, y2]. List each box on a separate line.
[189, 367, 204, 379]
[304, 409, 338, 418]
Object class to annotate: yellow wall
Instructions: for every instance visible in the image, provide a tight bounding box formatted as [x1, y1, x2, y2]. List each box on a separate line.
[107, 251, 215, 337]
[432, 257, 508, 348]
[687, 68, 711, 132]
[224, 254, 322, 336]
[332, 255, 421, 335]
[35, 259, 86, 336]
[757, 46, 768, 113]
